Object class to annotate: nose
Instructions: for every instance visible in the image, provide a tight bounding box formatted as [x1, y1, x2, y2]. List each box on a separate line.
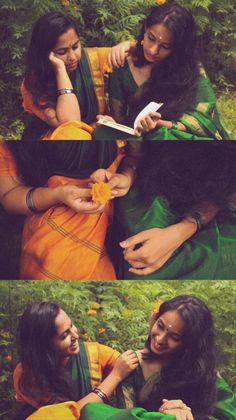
[71, 326, 79, 340]
[158, 330, 168, 344]
[68, 48, 76, 61]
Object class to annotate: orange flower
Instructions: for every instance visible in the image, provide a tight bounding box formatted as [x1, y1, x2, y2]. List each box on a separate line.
[152, 301, 163, 314]
[103, 64, 113, 74]
[91, 182, 111, 205]
[90, 303, 101, 310]
[4, 355, 12, 362]
[98, 328, 106, 334]
[156, 0, 167, 5]
[87, 309, 97, 316]
[62, 0, 70, 6]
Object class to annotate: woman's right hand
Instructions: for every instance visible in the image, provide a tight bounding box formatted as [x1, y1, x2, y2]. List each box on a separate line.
[57, 184, 105, 214]
[134, 112, 162, 135]
[111, 350, 139, 381]
[49, 51, 66, 73]
[108, 40, 136, 68]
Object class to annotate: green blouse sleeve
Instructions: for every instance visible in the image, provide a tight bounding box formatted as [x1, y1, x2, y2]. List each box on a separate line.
[108, 65, 129, 123]
[212, 376, 236, 419]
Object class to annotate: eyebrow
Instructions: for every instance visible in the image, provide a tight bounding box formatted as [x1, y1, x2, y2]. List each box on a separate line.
[158, 318, 181, 336]
[148, 30, 171, 46]
[54, 39, 80, 53]
[57, 320, 73, 338]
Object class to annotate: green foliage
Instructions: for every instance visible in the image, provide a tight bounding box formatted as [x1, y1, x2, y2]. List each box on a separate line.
[0, 280, 235, 417]
[0, 0, 235, 138]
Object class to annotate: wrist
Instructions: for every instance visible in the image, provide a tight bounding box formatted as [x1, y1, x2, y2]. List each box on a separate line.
[178, 217, 198, 241]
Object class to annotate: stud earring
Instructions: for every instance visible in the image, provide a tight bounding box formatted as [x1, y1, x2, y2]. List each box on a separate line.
[141, 40, 144, 45]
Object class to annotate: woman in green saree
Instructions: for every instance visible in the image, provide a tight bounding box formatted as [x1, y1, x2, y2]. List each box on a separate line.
[94, 2, 230, 140]
[13, 301, 138, 419]
[81, 295, 236, 420]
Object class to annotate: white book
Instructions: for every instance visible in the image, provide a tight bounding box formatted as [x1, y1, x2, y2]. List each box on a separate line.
[97, 102, 163, 136]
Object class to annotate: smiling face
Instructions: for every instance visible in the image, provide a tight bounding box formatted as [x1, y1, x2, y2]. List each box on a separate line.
[52, 309, 79, 362]
[143, 22, 173, 64]
[53, 28, 81, 73]
[150, 310, 185, 358]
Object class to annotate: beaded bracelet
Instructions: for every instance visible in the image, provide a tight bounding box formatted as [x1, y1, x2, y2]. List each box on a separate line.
[57, 88, 74, 96]
[189, 211, 205, 231]
[26, 188, 41, 213]
[171, 121, 179, 130]
[92, 388, 109, 404]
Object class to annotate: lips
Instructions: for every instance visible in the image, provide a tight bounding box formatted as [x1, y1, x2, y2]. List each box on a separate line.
[70, 342, 78, 351]
[67, 61, 78, 68]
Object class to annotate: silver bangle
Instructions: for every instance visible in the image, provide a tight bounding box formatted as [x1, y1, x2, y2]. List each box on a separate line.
[26, 188, 41, 213]
[57, 88, 74, 96]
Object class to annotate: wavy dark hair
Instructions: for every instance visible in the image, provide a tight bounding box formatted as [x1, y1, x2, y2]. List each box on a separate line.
[16, 302, 75, 404]
[130, 2, 199, 122]
[137, 142, 236, 217]
[24, 12, 80, 109]
[141, 295, 216, 419]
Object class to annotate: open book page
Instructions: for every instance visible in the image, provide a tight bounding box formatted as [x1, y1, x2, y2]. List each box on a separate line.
[97, 102, 163, 136]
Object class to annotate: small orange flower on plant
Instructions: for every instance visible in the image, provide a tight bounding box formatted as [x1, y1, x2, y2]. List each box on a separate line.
[87, 309, 97, 316]
[156, 0, 167, 5]
[91, 182, 111, 205]
[90, 303, 101, 310]
[98, 328, 106, 334]
[4, 355, 12, 362]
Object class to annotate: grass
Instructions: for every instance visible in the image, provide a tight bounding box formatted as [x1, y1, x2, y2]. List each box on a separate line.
[217, 91, 236, 139]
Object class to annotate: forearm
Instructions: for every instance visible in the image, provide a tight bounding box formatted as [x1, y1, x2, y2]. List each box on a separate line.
[1, 185, 62, 215]
[77, 371, 122, 410]
[55, 67, 81, 123]
[176, 203, 220, 245]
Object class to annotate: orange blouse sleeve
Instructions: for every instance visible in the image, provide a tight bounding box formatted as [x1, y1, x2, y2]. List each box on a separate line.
[13, 363, 40, 408]
[21, 81, 50, 122]
[0, 141, 18, 177]
[98, 343, 120, 378]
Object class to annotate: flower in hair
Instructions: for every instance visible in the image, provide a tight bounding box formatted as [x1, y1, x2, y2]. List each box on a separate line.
[152, 301, 163, 314]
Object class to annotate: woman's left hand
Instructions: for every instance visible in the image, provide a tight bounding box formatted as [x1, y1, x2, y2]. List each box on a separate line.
[134, 112, 162, 135]
[159, 402, 194, 420]
[90, 169, 132, 197]
[159, 399, 190, 412]
[120, 226, 185, 276]
[108, 40, 136, 68]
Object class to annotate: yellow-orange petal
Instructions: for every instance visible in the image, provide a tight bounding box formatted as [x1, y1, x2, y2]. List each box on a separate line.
[91, 182, 111, 205]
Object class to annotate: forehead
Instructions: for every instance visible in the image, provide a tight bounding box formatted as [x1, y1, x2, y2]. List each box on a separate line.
[159, 310, 185, 333]
[147, 23, 173, 44]
[55, 28, 79, 48]
[54, 309, 71, 334]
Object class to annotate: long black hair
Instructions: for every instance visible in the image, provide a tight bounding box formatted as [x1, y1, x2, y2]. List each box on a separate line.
[137, 142, 236, 217]
[16, 302, 75, 404]
[130, 3, 199, 122]
[24, 12, 80, 108]
[141, 295, 216, 419]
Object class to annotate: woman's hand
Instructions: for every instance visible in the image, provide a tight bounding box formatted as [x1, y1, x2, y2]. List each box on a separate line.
[96, 115, 116, 124]
[108, 40, 136, 68]
[58, 184, 105, 214]
[134, 112, 162, 135]
[111, 350, 139, 381]
[49, 51, 66, 73]
[90, 169, 133, 197]
[120, 220, 198, 275]
[159, 399, 194, 420]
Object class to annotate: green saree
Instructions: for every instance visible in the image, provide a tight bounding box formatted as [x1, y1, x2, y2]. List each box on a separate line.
[80, 367, 236, 420]
[117, 187, 236, 280]
[93, 60, 231, 140]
